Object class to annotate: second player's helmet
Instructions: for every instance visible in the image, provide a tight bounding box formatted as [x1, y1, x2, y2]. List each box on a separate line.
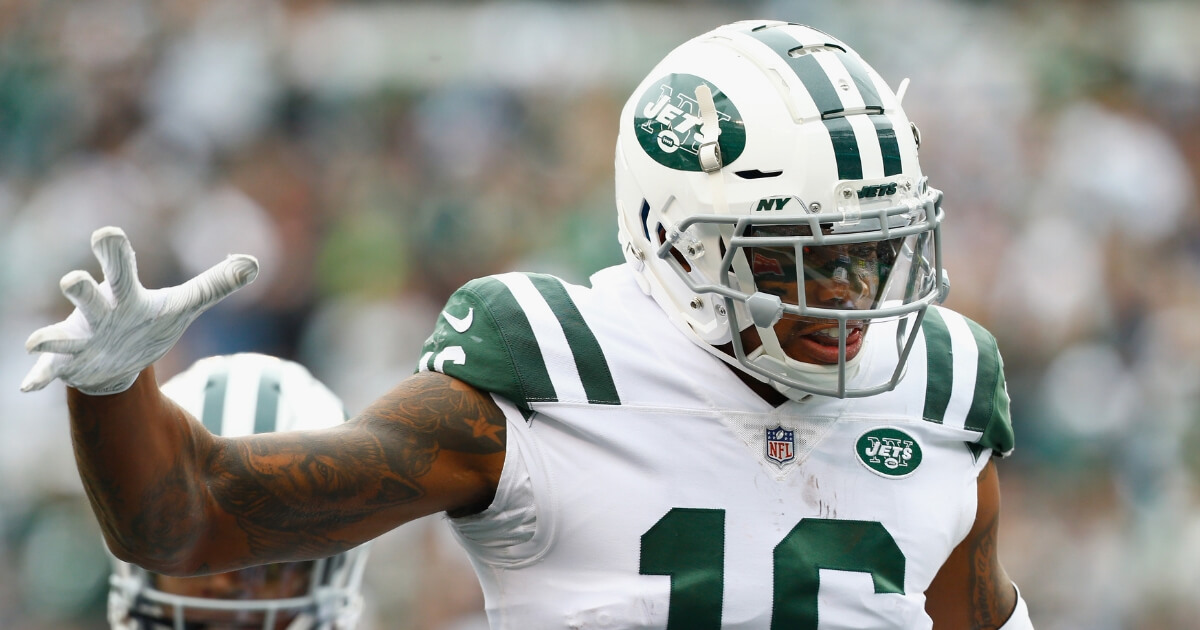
[107, 353, 370, 630]
[615, 20, 947, 399]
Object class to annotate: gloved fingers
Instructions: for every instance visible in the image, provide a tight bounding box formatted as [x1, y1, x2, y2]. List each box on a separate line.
[24, 321, 89, 354]
[27, 334, 89, 355]
[91, 226, 141, 301]
[171, 254, 259, 314]
[60, 270, 109, 325]
[19, 353, 58, 393]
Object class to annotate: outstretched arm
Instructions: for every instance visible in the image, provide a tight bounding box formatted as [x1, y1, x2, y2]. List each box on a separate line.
[925, 459, 1026, 628]
[25, 226, 506, 576]
[72, 367, 505, 576]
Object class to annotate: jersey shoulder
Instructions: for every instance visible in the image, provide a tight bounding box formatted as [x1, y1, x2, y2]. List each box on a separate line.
[417, 272, 621, 412]
[916, 305, 1014, 457]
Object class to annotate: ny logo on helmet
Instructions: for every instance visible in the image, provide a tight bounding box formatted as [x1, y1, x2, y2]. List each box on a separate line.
[754, 197, 791, 212]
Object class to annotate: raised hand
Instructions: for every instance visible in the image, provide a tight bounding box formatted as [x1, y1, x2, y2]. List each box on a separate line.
[20, 226, 259, 395]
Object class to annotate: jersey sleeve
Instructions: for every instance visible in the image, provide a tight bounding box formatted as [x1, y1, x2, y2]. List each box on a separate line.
[416, 276, 548, 411]
[920, 307, 1015, 459]
[964, 318, 1015, 458]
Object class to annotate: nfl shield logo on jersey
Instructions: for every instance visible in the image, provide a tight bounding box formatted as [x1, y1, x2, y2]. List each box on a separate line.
[765, 426, 795, 466]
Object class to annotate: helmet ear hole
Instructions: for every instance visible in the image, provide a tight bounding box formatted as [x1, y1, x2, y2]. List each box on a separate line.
[639, 200, 652, 240]
[656, 224, 692, 272]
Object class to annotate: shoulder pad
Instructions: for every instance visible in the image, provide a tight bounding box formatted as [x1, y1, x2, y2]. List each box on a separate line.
[417, 273, 620, 411]
[919, 306, 1014, 458]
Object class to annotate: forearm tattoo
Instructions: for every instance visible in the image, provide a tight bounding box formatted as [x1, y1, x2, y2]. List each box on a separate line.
[206, 373, 505, 559]
[968, 464, 1006, 627]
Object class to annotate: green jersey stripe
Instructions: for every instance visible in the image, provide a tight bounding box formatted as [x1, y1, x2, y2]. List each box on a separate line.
[529, 275, 620, 405]
[497, 273, 588, 403]
[201, 369, 229, 435]
[938, 309, 981, 433]
[869, 115, 903, 177]
[964, 318, 1001, 433]
[467, 278, 559, 404]
[921, 308, 953, 424]
[823, 117, 864, 181]
[253, 361, 282, 434]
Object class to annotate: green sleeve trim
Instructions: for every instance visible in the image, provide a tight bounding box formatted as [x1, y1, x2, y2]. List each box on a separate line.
[527, 274, 620, 405]
[965, 317, 1014, 456]
[974, 350, 1012, 453]
[964, 319, 1000, 432]
[419, 277, 556, 409]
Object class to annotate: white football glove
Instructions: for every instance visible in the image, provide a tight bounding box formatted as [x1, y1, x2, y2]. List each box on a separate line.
[20, 226, 259, 395]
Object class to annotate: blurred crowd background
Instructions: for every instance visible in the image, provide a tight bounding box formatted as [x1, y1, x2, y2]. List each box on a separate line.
[2, 0, 1199, 628]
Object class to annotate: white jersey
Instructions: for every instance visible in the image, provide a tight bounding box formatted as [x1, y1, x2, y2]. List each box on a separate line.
[417, 264, 1014, 630]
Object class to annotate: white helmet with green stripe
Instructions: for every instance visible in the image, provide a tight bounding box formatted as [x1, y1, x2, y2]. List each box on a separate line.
[615, 20, 948, 400]
[108, 353, 370, 630]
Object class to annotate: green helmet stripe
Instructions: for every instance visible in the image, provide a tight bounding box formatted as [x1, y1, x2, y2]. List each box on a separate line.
[822, 117, 863, 180]
[739, 23, 909, 182]
[740, 27, 844, 115]
[253, 361, 282, 434]
[200, 368, 229, 435]
[870, 115, 903, 177]
[920, 308, 953, 424]
[528, 275, 620, 405]
[834, 48, 884, 110]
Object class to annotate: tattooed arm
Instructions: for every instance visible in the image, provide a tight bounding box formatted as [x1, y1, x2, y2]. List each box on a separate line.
[69, 366, 505, 576]
[925, 459, 1019, 629]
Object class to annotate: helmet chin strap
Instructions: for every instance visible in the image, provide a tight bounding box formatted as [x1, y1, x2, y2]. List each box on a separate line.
[773, 347, 867, 400]
[737, 320, 867, 401]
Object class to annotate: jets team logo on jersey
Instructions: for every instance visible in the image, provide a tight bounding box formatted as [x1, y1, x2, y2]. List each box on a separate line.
[765, 425, 795, 466]
[634, 74, 746, 172]
[855, 427, 922, 478]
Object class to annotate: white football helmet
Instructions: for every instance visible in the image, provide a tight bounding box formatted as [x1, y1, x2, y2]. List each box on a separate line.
[615, 20, 947, 399]
[107, 353, 370, 630]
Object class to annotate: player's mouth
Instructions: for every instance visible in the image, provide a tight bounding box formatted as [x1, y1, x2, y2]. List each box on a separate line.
[795, 324, 865, 364]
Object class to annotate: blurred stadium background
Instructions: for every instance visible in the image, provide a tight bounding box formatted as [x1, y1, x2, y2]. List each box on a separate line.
[2, 1, 1199, 628]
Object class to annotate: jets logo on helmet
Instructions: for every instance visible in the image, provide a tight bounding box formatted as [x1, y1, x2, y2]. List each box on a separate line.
[633, 74, 745, 172]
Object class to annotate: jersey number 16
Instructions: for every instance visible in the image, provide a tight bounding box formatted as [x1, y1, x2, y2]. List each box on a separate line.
[640, 508, 906, 629]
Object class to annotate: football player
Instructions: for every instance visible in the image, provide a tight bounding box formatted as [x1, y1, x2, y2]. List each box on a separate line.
[105, 354, 370, 630]
[23, 21, 1032, 629]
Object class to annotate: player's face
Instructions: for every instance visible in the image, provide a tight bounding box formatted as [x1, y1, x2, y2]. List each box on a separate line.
[747, 230, 898, 365]
[147, 562, 314, 629]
